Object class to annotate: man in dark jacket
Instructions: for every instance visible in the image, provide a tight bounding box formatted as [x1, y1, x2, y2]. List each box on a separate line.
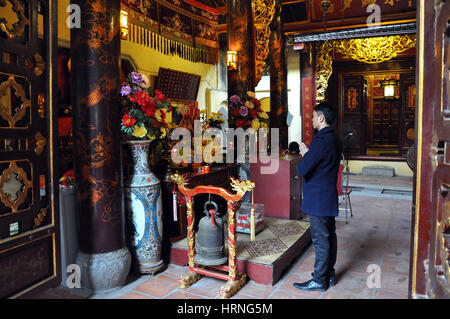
[293, 102, 342, 292]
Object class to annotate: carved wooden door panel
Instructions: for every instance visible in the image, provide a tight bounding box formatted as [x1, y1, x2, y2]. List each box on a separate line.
[428, 0, 450, 298]
[412, 0, 449, 298]
[339, 75, 367, 156]
[0, 0, 60, 298]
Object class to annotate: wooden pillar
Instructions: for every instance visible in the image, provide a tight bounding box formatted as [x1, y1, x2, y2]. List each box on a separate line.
[70, 0, 127, 256]
[227, 0, 255, 99]
[300, 46, 316, 147]
[269, 2, 288, 150]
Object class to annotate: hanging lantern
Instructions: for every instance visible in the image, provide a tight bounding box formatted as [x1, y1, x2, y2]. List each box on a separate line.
[227, 50, 237, 70]
[380, 79, 398, 99]
[120, 10, 129, 40]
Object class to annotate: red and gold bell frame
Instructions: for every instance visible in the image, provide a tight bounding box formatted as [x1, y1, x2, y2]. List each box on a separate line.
[170, 174, 255, 299]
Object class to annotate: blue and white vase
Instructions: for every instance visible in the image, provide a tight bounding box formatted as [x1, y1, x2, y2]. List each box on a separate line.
[124, 140, 164, 274]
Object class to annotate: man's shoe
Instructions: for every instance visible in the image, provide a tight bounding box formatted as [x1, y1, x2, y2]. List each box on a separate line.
[311, 273, 336, 287]
[293, 279, 328, 292]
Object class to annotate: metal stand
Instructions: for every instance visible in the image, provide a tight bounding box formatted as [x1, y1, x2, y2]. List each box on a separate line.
[171, 174, 254, 299]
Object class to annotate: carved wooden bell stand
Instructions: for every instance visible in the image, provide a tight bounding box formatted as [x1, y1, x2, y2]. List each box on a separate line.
[171, 174, 254, 299]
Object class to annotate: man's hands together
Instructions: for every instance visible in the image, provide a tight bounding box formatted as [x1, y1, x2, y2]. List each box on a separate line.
[299, 142, 309, 156]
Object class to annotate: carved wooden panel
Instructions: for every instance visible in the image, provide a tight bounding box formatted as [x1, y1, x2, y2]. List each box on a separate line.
[372, 99, 400, 146]
[155, 67, 200, 102]
[0, 0, 60, 298]
[428, 0, 450, 298]
[339, 75, 366, 156]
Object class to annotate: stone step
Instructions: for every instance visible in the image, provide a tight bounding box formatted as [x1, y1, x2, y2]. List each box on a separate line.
[362, 166, 395, 177]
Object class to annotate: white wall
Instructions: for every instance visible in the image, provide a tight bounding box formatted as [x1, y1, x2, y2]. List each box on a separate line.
[287, 46, 302, 145]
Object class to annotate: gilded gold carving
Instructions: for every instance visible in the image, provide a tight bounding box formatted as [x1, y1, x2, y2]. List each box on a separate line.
[34, 131, 46, 155]
[0, 75, 30, 128]
[219, 273, 247, 299]
[254, 0, 277, 85]
[0, 0, 29, 40]
[0, 161, 32, 213]
[178, 271, 202, 288]
[186, 197, 195, 268]
[171, 173, 188, 186]
[37, 93, 45, 118]
[341, 0, 353, 11]
[33, 207, 47, 228]
[334, 35, 416, 64]
[361, 0, 377, 6]
[33, 53, 45, 77]
[315, 41, 333, 102]
[227, 203, 237, 280]
[230, 177, 255, 195]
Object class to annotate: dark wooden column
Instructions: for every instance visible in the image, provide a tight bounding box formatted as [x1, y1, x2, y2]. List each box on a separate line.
[300, 46, 316, 147]
[227, 0, 255, 99]
[269, 2, 288, 150]
[70, 0, 125, 254]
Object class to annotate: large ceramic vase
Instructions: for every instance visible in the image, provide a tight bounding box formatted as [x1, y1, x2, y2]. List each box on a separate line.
[124, 140, 164, 274]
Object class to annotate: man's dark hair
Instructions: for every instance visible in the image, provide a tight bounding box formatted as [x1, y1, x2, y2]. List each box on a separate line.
[314, 102, 336, 126]
[288, 141, 300, 154]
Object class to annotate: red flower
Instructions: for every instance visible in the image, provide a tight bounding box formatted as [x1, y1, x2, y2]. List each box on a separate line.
[253, 98, 261, 108]
[249, 109, 258, 119]
[122, 113, 136, 127]
[233, 109, 240, 117]
[154, 90, 166, 102]
[131, 91, 151, 107]
[235, 118, 245, 128]
[141, 99, 156, 117]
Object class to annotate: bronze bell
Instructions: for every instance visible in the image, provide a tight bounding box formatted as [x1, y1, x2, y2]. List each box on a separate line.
[195, 199, 227, 266]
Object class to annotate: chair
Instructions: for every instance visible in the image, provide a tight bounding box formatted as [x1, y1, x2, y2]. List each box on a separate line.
[337, 154, 353, 223]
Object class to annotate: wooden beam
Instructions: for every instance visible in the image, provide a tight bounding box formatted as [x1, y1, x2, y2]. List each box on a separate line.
[283, 13, 416, 34]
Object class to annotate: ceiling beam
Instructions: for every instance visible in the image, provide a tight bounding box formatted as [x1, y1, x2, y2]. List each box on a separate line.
[283, 11, 416, 34]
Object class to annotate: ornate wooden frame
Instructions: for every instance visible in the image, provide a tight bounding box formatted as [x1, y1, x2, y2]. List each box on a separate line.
[171, 173, 254, 298]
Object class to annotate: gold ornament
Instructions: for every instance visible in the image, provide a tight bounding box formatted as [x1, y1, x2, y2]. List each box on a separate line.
[254, 0, 277, 85]
[315, 41, 334, 102]
[334, 35, 416, 64]
[230, 177, 255, 195]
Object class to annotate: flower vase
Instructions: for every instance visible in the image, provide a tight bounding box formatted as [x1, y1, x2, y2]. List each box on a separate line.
[124, 140, 164, 274]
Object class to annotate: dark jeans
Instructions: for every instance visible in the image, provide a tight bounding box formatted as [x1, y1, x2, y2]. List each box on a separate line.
[309, 215, 337, 285]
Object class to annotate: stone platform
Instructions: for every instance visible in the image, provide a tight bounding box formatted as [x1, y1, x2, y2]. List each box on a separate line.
[169, 217, 311, 285]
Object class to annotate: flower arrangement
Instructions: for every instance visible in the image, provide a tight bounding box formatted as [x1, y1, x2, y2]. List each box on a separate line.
[201, 110, 226, 130]
[59, 169, 74, 189]
[228, 91, 269, 131]
[120, 72, 171, 140]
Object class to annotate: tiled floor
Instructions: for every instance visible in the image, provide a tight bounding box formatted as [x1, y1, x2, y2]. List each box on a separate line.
[30, 174, 413, 299]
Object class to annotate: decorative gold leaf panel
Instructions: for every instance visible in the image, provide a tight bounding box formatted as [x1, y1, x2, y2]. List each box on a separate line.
[334, 35, 416, 64]
[254, 0, 276, 85]
[0, 161, 33, 214]
[0, 74, 31, 128]
[34, 132, 46, 155]
[0, 0, 29, 40]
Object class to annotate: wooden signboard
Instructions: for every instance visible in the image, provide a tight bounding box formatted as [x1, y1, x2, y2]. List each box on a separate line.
[156, 67, 201, 102]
